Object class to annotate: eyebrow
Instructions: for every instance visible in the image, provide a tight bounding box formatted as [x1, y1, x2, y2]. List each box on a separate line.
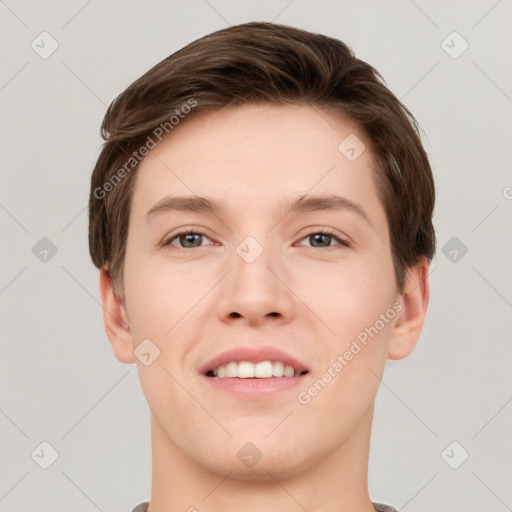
[145, 193, 372, 226]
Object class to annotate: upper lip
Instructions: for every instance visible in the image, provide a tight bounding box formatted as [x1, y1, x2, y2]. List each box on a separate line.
[199, 346, 310, 375]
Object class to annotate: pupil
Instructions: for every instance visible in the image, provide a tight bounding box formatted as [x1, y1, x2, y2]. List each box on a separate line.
[313, 234, 330, 247]
[183, 233, 200, 246]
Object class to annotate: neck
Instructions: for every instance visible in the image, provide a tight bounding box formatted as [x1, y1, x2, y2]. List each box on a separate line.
[147, 405, 376, 512]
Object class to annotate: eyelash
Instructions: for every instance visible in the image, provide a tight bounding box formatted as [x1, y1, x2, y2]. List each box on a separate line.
[162, 228, 351, 252]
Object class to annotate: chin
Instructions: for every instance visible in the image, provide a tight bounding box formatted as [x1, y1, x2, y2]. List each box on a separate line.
[209, 461, 305, 482]
[198, 443, 309, 481]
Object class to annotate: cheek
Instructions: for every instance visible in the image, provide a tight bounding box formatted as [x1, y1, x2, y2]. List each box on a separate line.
[298, 254, 396, 339]
[123, 255, 200, 338]
[297, 255, 395, 405]
[297, 313, 392, 428]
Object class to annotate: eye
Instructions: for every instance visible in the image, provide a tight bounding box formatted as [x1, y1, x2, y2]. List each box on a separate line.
[162, 228, 351, 252]
[162, 229, 214, 250]
[297, 229, 351, 250]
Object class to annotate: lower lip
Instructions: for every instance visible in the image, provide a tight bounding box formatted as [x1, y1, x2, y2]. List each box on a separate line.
[200, 374, 308, 398]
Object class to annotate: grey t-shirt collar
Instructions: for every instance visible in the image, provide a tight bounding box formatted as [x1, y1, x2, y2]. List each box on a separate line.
[131, 500, 398, 512]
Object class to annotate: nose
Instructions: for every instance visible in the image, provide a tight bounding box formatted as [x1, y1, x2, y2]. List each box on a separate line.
[216, 238, 296, 327]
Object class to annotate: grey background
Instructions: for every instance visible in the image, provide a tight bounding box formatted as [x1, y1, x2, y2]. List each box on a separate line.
[1, 1, 511, 511]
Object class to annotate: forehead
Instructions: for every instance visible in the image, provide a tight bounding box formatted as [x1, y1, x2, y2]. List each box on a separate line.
[131, 103, 385, 226]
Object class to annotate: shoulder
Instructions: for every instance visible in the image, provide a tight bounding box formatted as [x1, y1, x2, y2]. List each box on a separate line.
[131, 501, 149, 512]
[373, 503, 399, 512]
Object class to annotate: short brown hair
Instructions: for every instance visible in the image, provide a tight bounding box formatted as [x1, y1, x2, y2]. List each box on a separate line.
[88, 21, 436, 296]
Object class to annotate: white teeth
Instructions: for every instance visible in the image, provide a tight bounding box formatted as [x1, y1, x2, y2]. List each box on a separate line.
[254, 361, 273, 378]
[211, 360, 303, 378]
[238, 361, 255, 378]
[225, 361, 237, 377]
[273, 361, 284, 377]
[284, 365, 295, 378]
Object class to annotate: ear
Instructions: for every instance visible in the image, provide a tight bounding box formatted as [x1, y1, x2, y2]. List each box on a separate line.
[99, 267, 136, 364]
[388, 257, 430, 360]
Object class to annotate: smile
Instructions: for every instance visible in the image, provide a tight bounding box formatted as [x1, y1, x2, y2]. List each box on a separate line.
[207, 360, 308, 378]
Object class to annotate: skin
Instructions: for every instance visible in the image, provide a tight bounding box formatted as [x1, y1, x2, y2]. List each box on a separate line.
[99, 103, 429, 512]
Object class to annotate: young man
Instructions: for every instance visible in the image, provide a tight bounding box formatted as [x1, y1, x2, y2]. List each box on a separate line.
[88, 22, 435, 512]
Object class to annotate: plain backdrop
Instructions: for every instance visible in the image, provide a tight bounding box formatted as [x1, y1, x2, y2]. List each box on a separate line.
[1, 1, 511, 511]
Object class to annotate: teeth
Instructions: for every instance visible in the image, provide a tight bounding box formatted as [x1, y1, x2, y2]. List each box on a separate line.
[225, 361, 237, 377]
[273, 361, 284, 377]
[211, 360, 303, 378]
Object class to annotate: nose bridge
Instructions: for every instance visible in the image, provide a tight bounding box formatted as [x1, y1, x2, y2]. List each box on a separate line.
[216, 232, 294, 323]
[233, 233, 280, 296]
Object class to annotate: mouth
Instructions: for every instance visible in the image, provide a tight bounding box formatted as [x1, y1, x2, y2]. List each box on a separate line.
[199, 346, 310, 397]
[205, 360, 309, 379]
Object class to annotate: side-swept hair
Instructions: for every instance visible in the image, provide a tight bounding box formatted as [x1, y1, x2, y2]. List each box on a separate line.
[89, 21, 436, 296]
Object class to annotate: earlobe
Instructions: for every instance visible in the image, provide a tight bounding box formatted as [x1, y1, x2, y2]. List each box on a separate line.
[99, 267, 136, 364]
[388, 258, 430, 360]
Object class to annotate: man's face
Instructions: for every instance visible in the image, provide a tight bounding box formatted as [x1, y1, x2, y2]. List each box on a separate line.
[120, 103, 400, 478]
